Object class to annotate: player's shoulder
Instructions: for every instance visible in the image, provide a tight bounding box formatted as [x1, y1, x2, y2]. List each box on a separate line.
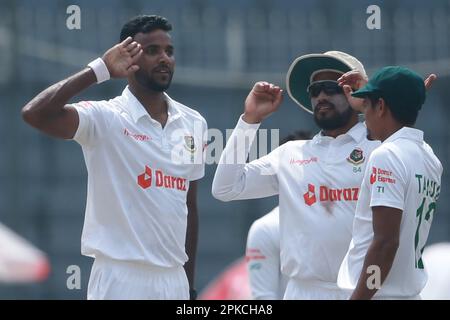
[71, 95, 124, 115]
[249, 207, 279, 238]
[370, 142, 399, 160]
[422, 141, 443, 170]
[167, 95, 207, 125]
[368, 142, 410, 176]
[278, 139, 310, 151]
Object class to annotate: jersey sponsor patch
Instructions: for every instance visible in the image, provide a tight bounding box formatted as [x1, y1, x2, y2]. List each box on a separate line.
[137, 165, 187, 191]
[370, 166, 396, 185]
[245, 248, 266, 262]
[303, 184, 317, 206]
[347, 148, 365, 165]
[303, 184, 359, 206]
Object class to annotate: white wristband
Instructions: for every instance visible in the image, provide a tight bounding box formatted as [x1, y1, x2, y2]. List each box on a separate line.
[87, 58, 110, 83]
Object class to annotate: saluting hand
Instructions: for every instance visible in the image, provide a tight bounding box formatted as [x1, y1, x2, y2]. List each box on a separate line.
[102, 37, 143, 78]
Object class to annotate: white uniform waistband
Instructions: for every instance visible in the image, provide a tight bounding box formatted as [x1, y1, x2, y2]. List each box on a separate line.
[284, 278, 351, 300]
[94, 255, 182, 274]
[88, 255, 189, 300]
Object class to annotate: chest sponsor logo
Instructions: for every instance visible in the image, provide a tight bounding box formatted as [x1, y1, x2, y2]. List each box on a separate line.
[347, 148, 365, 165]
[370, 167, 396, 185]
[303, 183, 359, 206]
[289, 157, 318, 166]
[124, 128, 151, 141]
[137, 166, 187, 191]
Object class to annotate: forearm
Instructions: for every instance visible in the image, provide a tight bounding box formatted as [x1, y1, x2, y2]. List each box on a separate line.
[22, 68, 96, 125]
[211, 116, 260, 201]
[350, 238, 399, 300]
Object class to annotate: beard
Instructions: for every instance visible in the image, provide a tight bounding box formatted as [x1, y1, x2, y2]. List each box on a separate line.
[313, 103, 354, 130]
[134, 70, 173, 92]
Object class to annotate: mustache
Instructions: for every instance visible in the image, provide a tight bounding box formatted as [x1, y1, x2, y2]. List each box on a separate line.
[314, 101, 335, 110]
[153, 65, 172, 73]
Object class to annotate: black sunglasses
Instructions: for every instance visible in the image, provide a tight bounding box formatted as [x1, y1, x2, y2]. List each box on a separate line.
[307, 80, 344, 98]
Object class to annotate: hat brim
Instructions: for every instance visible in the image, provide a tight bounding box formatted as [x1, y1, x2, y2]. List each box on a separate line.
[351, 84, 378, 98]
[286, 54, 354, 114]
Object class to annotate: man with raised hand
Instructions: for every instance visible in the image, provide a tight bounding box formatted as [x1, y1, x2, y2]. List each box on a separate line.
[22, 15, 207, 300]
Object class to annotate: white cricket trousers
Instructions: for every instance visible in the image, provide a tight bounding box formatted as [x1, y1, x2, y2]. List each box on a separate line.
[87, 255, 189, 300]
[283, 278, 422, 300]
[284, 278, 350, 300]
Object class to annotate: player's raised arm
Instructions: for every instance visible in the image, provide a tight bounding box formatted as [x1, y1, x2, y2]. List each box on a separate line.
[21, 37, 142, 139]
[242, 81, 283, 124]
[211, 82, 283, 202]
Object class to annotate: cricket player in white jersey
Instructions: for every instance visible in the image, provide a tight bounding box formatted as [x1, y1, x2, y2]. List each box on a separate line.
[246, 207, 288, 300]
[212, 51, 383, 299]
[246, 131, 310, 300]
[22, 15, 207, 299]
[337, 66, 443, 299]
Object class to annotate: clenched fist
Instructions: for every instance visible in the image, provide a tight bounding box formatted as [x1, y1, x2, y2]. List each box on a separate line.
[243, 82, 283, 124]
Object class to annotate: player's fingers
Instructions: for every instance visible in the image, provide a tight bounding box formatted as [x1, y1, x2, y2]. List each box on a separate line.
[127, 65, 140, 75]
[424, 74, 437, 90]
[338, 71, 355, 81]
[343, 85, 354, 100]
[254, 81, 269, 92]
[338, 74, 356, 85]
[274, 89, 284, 107]
[131, 49, 143, 63]
[125, 41, 139, 52]
[129, 44, 142, 57]
[120, 36, 133, 47]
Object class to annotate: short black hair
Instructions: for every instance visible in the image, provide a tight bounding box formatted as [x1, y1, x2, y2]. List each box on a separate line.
[368, 95, 419, 126]
[120, 15, 172, 42]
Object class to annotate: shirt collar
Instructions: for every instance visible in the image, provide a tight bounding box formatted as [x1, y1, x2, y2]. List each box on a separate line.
[122, 86, 181, 124]
[312, 122, 367, 144]
[383, 127, 424, 144]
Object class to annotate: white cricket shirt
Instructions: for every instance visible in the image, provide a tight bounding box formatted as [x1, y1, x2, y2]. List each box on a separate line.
[246, 206, 288, 300]
[338, 127, 443, 298]
[71, 86, 207, 267]
[212, 116, 380, 284]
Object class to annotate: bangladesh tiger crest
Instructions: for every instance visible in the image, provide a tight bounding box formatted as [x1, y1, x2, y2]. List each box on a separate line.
[347, 148, 365, 165]
[184, 135, 196, 153]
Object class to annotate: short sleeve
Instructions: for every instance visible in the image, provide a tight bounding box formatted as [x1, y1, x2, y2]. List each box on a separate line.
[189, 117, 208, 181]
[246, 215, 281, 300]
[366, 147, 408, 210]
[71, 100, 113, 147]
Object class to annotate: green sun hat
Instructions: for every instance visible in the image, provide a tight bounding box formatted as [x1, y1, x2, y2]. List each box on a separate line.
[351, 66, 426, 111]
[286, 51, 367, 114]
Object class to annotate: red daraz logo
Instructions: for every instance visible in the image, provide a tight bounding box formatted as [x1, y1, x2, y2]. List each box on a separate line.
[303, 184, 317, 206]
[303, 184, 359, 206]
[138, 166, 153, 188]
[370, 167, 396, 184]
[370, 167, 377, 184]
[137, 166, 187, 191]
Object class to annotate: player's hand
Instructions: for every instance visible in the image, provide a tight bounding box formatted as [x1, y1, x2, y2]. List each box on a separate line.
[243, 82, 283, 124]
[102, 37, 143, 78]
[342, 85, 365, 113]
[424, 74, 437, 90]
[337, 70, 368, 90]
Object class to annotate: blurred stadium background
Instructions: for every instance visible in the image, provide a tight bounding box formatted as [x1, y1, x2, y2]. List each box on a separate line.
[0, 0, 449, 299]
